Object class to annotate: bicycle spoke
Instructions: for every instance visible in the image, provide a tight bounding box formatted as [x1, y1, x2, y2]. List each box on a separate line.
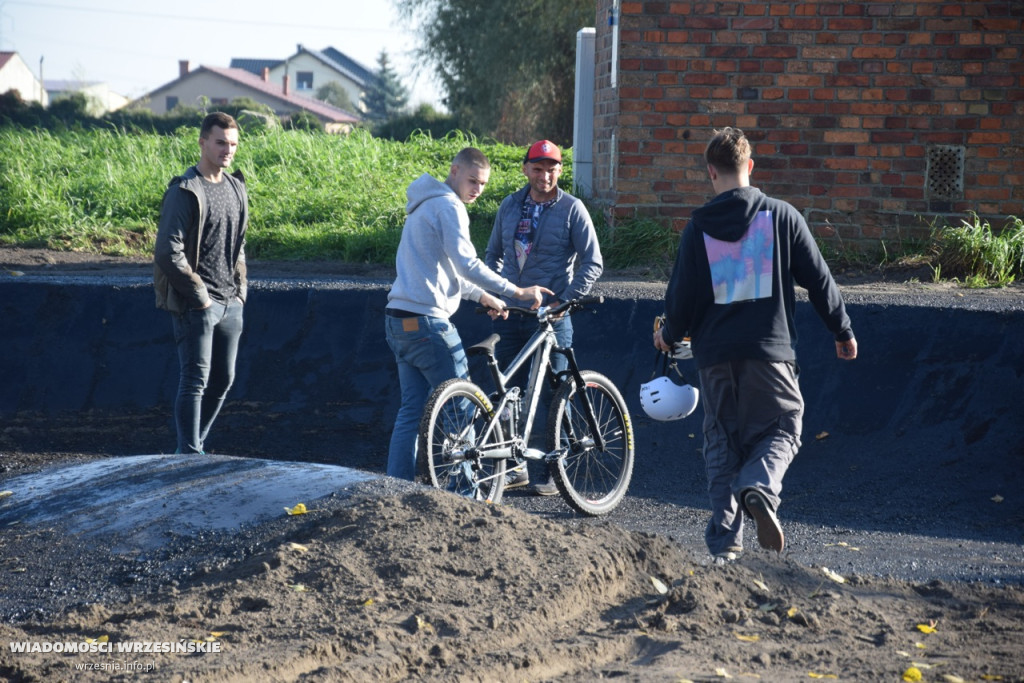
[547, 372, 634, 516]
[419, 379, 508, 504]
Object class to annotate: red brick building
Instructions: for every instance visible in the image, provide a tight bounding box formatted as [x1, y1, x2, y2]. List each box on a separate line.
[591, 0, 1024, 248]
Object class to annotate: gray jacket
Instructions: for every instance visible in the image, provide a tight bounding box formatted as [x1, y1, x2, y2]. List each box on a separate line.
[485, 185, 602, 305]
[387, 173, 517, 318]
[153, 166, 248, 313]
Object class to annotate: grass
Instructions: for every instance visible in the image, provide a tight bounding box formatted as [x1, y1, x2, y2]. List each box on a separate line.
[0, 126, 1019, 285]
[0, 127, 547, 263]
[931, 213, 1024, 287]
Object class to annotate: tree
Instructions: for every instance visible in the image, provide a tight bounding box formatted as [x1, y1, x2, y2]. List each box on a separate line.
[316, 82, 355, 112]
[362, 49, 409, 124]
[393, 0, 593, 145]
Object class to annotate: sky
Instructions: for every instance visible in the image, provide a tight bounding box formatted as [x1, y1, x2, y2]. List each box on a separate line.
[0, 0, 444, 107]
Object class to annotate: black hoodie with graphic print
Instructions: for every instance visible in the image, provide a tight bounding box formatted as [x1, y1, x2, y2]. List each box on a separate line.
[662, 185, 853, 370]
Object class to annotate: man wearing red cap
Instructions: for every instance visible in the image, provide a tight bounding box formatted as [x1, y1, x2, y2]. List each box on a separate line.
[485, 139, 604, 495]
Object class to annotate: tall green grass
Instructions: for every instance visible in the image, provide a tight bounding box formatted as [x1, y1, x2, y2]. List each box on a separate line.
[932, 213, 1024, 287]
[3, 126, 1018, 285]
[0, 127, 562, 262]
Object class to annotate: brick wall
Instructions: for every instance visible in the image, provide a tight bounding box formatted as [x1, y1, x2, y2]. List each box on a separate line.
[592, 0, 1024, 248]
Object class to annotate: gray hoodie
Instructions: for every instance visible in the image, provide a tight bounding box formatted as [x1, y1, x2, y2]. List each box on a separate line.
[387, 173, 517, 318]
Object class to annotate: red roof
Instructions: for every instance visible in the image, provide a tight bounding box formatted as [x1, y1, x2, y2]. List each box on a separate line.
[145, 64, 359, 124]
[200, 65, 359, 123]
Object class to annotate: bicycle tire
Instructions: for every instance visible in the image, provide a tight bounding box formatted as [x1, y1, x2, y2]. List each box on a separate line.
[418, 378, 507, 504]
[545, 370, 635, 516]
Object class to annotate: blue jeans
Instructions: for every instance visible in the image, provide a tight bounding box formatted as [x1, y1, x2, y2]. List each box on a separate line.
[385, 314, 469, 480]
[171, 299, 244, 455]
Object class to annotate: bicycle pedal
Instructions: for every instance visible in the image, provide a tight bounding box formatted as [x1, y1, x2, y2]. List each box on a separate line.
[525, 447, 546, 460]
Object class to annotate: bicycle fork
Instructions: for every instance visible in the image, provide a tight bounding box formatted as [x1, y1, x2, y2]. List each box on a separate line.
[552, 347, 607, 453]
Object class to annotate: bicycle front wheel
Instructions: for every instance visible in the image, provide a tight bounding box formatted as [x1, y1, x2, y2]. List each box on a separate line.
[546, 370, 635, 516]
[418, 378, 507, 504]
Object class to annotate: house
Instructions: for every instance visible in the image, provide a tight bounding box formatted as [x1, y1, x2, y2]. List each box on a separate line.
[129, 61, 359, 132]
[45, 80, 128, 116]
[0, 51, 47, 105]
[231, 45, 378, 112]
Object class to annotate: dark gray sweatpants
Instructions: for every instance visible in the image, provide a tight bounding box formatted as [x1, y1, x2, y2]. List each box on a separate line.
[698, 359, 804, 555]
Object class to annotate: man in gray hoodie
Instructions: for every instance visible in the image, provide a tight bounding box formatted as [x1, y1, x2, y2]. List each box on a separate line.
[655, 127, 857, 560]
[385, 147, 551, 481]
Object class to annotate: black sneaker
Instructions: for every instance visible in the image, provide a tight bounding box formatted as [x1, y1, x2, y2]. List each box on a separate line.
[743, 489, 785, 553]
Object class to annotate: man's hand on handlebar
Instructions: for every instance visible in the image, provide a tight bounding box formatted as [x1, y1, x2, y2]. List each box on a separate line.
[513, 285, 554, 310]
[479, 292, 510, 320]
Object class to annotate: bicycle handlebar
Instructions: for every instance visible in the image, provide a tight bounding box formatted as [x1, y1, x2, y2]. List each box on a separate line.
[478, 295, 605, 319]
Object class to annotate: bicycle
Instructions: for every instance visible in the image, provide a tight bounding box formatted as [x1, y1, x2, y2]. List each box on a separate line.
[416, 296, 635, 516]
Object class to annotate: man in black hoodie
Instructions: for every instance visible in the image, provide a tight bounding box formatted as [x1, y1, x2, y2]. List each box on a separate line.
[655, 127, 858, 559]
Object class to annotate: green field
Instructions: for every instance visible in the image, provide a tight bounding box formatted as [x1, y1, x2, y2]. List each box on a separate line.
[1, 126, 1019, 284]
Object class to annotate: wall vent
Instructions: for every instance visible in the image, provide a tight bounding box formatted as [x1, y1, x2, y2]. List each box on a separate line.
[926, 146, 965, 200]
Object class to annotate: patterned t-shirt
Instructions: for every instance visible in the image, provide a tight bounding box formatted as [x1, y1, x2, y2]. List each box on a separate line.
[515, 194, 558, 271]
[196, 176, 242, 303]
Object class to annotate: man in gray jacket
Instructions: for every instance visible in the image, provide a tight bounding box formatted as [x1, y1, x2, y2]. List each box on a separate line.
[154, 112, 248, 456]
[485, 140, 603, 494]
[385, 147, 551, 481]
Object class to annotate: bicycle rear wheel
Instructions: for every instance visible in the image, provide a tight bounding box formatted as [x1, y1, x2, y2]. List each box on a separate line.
[546, 370, 634, 516]
[418, 378, 507, 504]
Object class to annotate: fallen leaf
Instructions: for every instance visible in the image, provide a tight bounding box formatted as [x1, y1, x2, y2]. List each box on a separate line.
[821, 567, 845, 583]
[825, 541, 861, 551]
[902, 666, 923, 682]
[6, 270, 24, 277]
[0, 490, 13, 500]
[649, 575, 669, 594]
[910, 662, 935, 669]
[284, 503, 308, 516]
[979, 676, 1004, 681]
[714, 668, 731, 678]
[415, 615, 434, 633]
[209, 631, 226, 638]
[939, 676, 966, 683]
[914, 642, 927, 649]
[734, 632, 760, 642]
[991, 494, 1004, 503]
[787, 606, 799, 618]
[753, 579, 770, 592]
[808, 673, 838, 679]
[84, 635, 109, 644]
[287, 542, 309, 552]
[815, 431, 829, 440]
[757, 602, 777, 612]
[290, 583, 308, 592]
[916, 623, 937, 634]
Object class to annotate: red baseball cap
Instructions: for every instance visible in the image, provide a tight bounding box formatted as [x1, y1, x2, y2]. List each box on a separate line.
[524, 140, 562, 164]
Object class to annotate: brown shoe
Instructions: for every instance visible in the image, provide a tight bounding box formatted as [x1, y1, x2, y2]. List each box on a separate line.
[743, 490, 785, 553]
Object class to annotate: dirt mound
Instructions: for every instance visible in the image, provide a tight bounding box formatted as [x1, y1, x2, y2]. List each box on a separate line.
[2, 487, 1022, 682]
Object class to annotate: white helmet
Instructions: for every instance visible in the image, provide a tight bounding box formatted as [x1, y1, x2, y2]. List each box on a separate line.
[640, 376, 700, 421]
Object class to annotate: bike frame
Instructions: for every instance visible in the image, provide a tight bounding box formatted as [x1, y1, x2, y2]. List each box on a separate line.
[472, 306, 606, 464]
